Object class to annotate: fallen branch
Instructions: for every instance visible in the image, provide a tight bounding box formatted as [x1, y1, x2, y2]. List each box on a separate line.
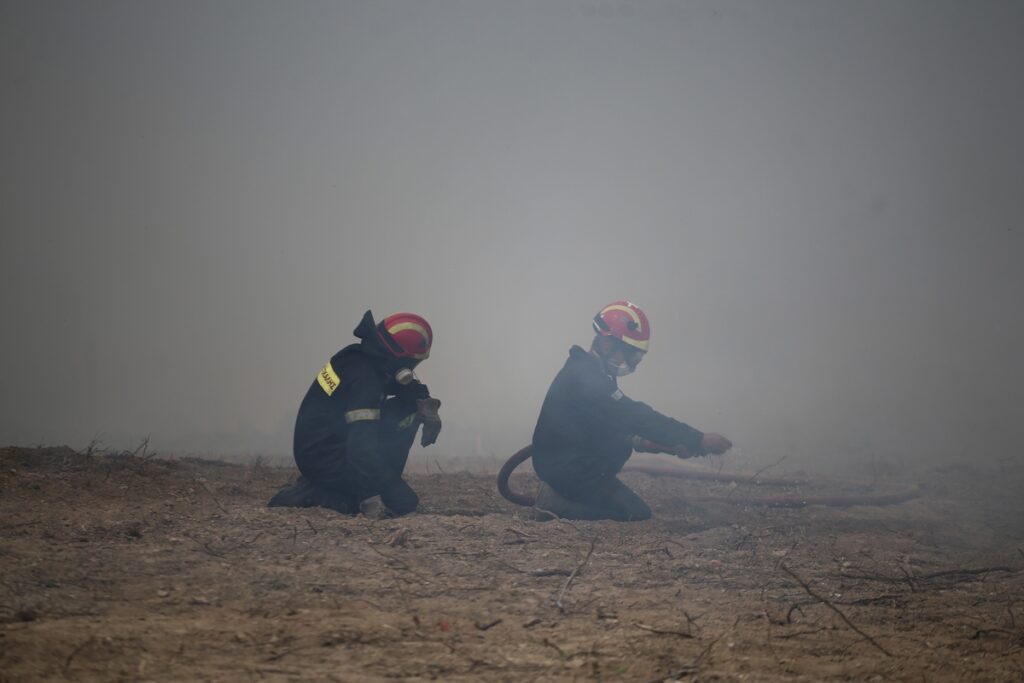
[781, 564, 892, 657]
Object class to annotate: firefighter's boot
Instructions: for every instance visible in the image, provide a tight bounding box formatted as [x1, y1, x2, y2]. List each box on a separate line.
[268, 476, 319, 508]
[267, 476, 358, 514]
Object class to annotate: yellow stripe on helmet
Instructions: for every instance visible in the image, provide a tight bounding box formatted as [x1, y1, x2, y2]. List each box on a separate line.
[386, 321, 431, 358]
[620, 335, 649, 352]
[386, 321, 431, 345]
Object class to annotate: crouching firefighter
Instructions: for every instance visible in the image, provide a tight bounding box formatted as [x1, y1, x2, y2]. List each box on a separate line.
[498, 301, 732, 521]
[268, 310, 442, 516]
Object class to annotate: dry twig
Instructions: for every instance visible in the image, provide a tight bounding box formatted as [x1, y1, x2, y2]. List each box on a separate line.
[64, 637, 96, 674]
[555, 541, 595, 612]
[842, 565, 1019, 586]
[632, 622, 694, 638]
[748, 454, 789, 481]
[781, 563, 892, 657]
[196, 477, 228, 514]
[647, 632, 723, 683]
[184, 533, 230, 560]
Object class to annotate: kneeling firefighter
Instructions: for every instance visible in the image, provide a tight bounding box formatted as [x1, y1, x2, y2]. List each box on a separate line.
[501, 301, 732, 521]
[268, 310, 442, 516]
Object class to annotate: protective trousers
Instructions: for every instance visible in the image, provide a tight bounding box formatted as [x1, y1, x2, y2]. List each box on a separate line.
[535, 475, 652, 521]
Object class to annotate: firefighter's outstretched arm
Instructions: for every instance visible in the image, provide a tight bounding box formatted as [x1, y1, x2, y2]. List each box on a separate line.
[608, 393, 705, 454]
[577, 368, 728, 456]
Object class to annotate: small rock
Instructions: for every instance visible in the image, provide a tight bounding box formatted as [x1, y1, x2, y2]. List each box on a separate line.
[474, 618, 502, 631]
[15, 608, 38, 622]
[387, 528, 410, 547]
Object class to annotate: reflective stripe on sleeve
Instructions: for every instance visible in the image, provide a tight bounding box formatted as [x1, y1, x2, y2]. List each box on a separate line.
[397, 413, 418, 429]
[344, 408, 381, 423]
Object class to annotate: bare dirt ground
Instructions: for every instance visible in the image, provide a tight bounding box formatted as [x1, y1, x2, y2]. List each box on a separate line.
[1, 445, 1023, 682]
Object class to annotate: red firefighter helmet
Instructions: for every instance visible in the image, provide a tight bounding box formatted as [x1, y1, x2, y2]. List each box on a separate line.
[377, 312, 433, 360]
[593, 301, 650, 352]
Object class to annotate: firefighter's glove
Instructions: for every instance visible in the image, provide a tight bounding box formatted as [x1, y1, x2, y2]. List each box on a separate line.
[416, 398, 442, 447]
[700, 432, 733, 455]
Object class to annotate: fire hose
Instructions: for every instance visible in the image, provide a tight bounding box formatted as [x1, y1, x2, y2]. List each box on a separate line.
[497, 445, 920, 509]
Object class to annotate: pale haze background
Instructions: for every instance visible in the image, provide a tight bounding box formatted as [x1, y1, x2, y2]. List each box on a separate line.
[2, 1, 1021, 473]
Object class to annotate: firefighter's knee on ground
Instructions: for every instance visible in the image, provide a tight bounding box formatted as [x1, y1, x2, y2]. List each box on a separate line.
[623, 500, 652, 521]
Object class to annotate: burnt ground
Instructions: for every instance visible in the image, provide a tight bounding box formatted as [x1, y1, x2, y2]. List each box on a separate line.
[1, 446, 1022, 682]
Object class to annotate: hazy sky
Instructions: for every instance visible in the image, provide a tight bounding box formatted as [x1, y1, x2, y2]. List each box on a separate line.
[3, 1, 1022, 469]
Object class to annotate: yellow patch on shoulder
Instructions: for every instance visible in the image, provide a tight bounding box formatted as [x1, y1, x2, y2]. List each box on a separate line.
[317, 361, 341, 396]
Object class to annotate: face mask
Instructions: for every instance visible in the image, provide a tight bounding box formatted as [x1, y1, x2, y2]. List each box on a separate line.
[608, 359, 634, 377]
[394, 367, 416, 385]
[594, 339, 644, 377]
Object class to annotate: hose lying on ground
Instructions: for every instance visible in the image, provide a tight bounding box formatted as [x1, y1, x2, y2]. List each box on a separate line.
[496, 445, 920, 509]
[496, 445, 537, 506]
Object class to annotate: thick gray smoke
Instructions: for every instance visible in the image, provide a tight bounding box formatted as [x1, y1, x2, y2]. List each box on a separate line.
[2, 1, 1021, 472]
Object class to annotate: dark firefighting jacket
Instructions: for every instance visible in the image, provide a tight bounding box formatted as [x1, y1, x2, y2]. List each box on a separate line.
[531, 345, 704, 489]
[293, 311, 430, 488]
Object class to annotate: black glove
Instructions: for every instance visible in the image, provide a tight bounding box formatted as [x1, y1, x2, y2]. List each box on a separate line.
[416, 398, 442, 447]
